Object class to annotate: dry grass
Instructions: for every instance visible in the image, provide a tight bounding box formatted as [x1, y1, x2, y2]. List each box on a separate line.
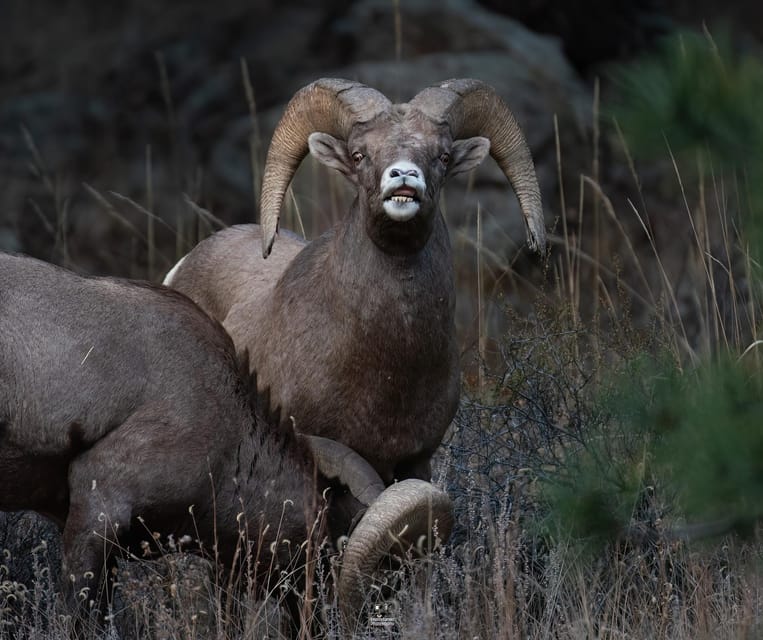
[3, 147, 762, 638]
[3, 19, 763, 638]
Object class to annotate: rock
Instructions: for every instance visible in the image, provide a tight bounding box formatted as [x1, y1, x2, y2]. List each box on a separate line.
[0, 511, 62, 630]
[0, 512, 62, 590]
[0, 0, 595, 352]
[213, 1, 593, 263]
[340, 0, 572, 68]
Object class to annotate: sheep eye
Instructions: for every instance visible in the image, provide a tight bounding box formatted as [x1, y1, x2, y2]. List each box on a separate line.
[352, 151, 364, 165]
[439, 153, 450, 166]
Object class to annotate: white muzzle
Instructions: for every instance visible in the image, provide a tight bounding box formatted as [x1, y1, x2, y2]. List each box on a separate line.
[380, 161, 426, 222]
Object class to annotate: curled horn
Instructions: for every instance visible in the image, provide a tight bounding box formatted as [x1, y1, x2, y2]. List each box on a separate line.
[337, 479, 453, 624]
[299, 434, 385, 507]
[260, 78, 392, 258]
[409, 78, 546, 252]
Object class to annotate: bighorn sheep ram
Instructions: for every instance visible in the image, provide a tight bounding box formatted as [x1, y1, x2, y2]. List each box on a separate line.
[165, 78, 546, 485]
[0, 252, 452, 625]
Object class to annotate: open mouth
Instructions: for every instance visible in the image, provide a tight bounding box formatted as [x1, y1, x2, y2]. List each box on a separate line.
[380, 162, 426, 222]
[383, 186, 421, 222]
[385, 186, 419, 205]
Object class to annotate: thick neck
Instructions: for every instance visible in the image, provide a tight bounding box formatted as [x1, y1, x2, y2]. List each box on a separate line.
[333, 198, 451, 286]
[272, 200, 456, 365]
[325, 201, 455, 331]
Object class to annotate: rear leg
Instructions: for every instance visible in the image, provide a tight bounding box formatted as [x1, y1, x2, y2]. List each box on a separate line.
[61, 404, 223, 617]
[62, 453, 133, 619]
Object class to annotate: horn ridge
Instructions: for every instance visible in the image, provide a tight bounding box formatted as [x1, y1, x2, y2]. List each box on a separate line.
[260, 78, 392, 257]
[409, 78, 546, 252]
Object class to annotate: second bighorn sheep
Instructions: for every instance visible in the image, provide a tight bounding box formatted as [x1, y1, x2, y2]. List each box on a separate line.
[0, 252, 451, 626]
[165, 78, 546, 484]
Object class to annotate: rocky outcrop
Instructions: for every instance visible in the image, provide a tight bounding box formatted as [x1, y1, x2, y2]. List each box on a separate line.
[0, 0, 598, 354]
[0, 0, 591, 277]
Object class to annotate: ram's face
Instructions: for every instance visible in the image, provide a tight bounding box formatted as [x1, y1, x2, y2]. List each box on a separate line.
[308, 110, 490, 254]
[357, 114, 448, 225]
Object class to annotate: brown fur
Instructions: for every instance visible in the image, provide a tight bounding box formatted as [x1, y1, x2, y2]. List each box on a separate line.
[167, 106, 479, 484]
[0, 252, 327, 604]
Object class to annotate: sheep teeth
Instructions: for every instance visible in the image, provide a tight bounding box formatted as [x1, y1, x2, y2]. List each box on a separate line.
[390, 195, 415, 203]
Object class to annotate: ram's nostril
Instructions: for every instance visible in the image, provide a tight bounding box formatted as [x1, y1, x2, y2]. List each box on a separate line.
[389, 167, 420, 179]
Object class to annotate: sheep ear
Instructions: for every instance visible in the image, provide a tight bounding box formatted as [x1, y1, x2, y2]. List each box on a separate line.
[448, 136, 491, 177]
[308, 132, 356, 181]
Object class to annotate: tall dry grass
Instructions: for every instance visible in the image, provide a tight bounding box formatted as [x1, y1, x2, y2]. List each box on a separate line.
[3, 24, 763, 640]
[5, 110, 762, 637]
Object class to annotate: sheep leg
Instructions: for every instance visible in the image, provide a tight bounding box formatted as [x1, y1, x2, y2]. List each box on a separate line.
[62, 449, 134, 615]
[61, 504, 109, 612]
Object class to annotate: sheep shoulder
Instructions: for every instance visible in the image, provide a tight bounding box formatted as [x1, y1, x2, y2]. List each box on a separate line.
[234, 215, 460, 483]
[167, 224, 306, 325]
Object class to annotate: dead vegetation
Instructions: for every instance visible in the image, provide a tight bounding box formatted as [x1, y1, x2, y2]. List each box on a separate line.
[2, 3, 763, 638]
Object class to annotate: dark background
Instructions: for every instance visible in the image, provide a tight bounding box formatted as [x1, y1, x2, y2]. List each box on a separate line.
[1, 0, 762, 608]
[0, 0, 760, 346]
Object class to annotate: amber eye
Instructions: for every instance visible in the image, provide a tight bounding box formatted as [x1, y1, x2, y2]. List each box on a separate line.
[440, 152, 450, 166]
[352, 151, 364, 165]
